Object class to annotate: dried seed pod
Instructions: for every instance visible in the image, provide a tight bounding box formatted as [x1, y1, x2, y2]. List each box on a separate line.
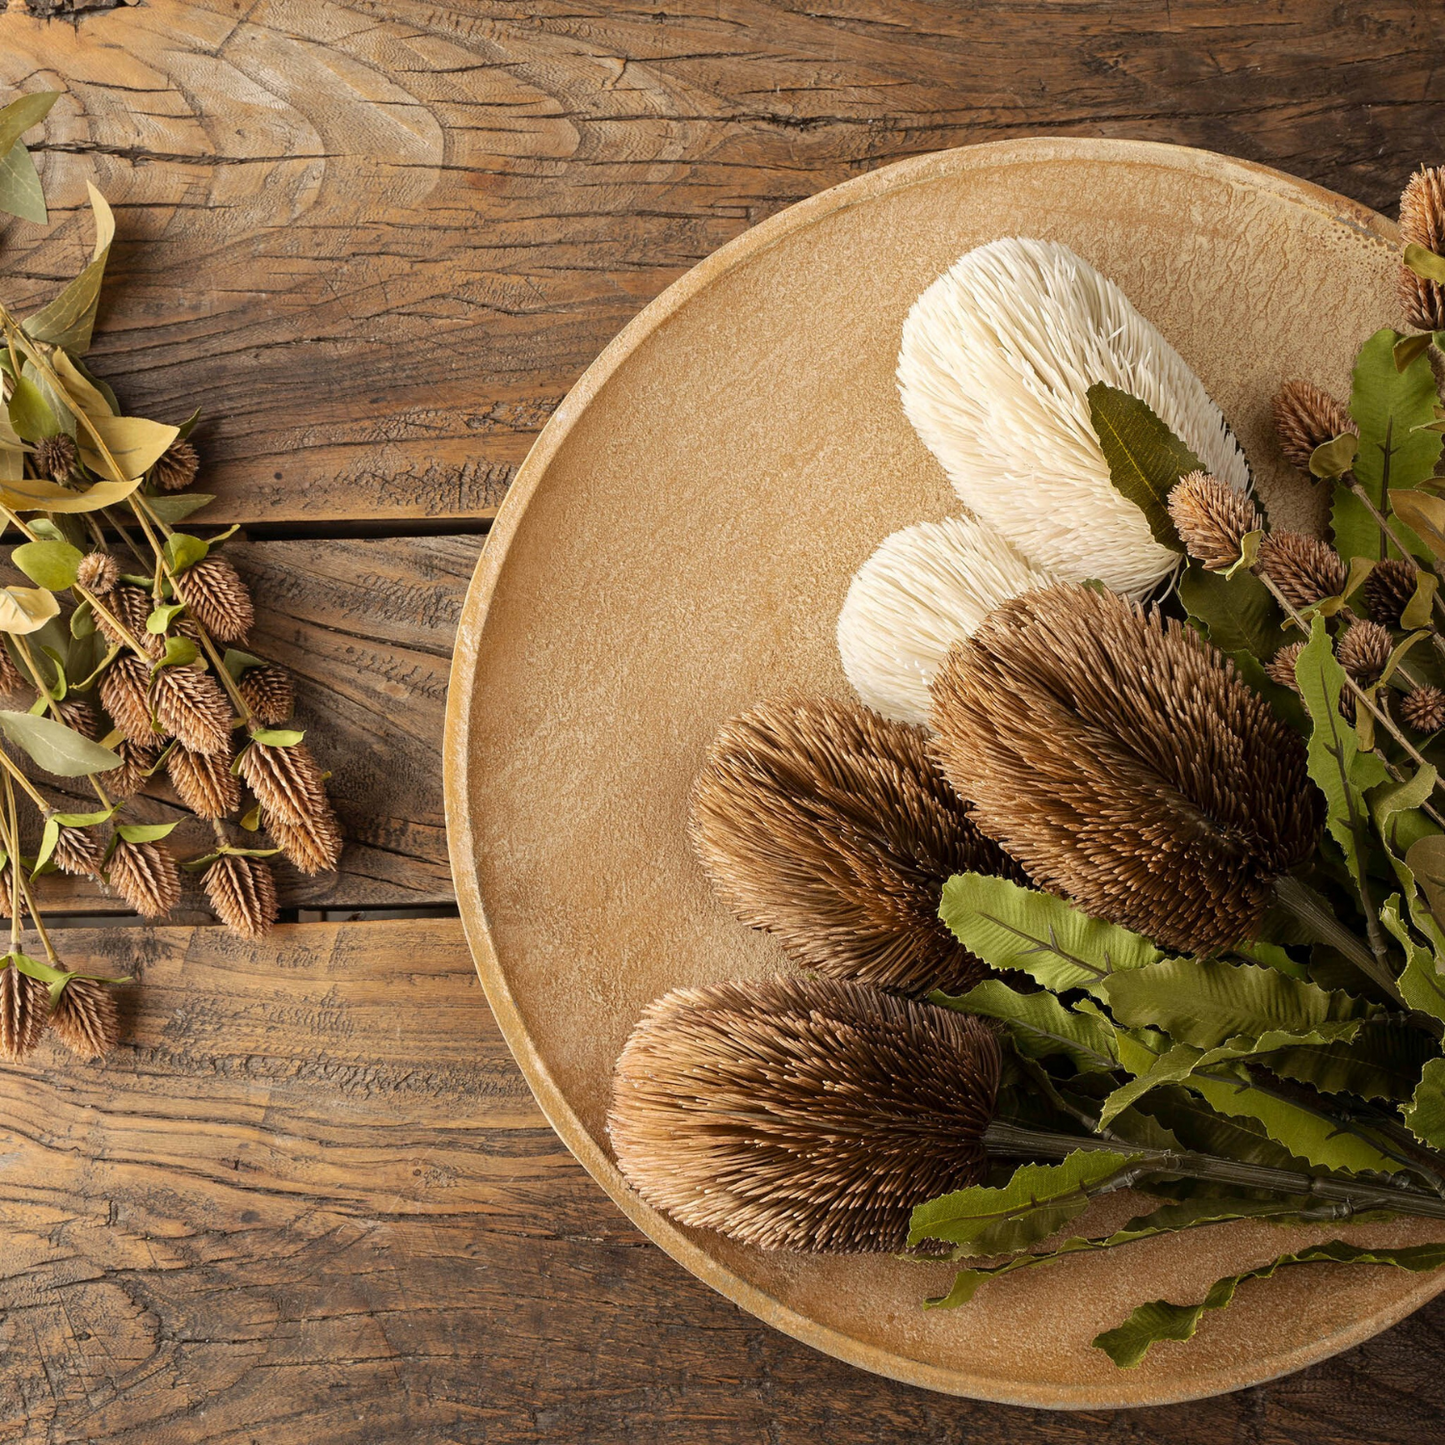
[100, 654, 158, 745]
[1337, 619, 1394, 687]
[238, 663, 294, 725]
[1272, 381, 1357, 473]
[0, 859, 28, 920]
[168, 742, 240, 819]
[52, 824, 105, 878]
[929, 583, 1321, 953]
[203, 853, 279, 938]
[264, 804, 343, 875]
[0, 965, 48, 1059]
[149, 437, 200, 493]
[32, 434, 77, 484]
[689, 697, 1024, 996]
[49, 977, 121, 1060]
[0, 643, 26, 698]
[1365, 558, 1420, 628]
[1403, 686, 1445, 734]
[1400, 165, 1445, 332]
[76, 551, 121, 596]
[1265, 641, 1307, 693]
[152, 666, 233, 755]
[608, 975, 1000, 1253]
[106, 836, 182, 918]
[95, 585, 156, 653]
[107, 737, 162, 799]
[1167, 470, 1263, 571]
[1257, 531, 1348, 611]
[239, 737, 327, 824]
[55, 696, 100, 740]
[178, 556, 253, 644]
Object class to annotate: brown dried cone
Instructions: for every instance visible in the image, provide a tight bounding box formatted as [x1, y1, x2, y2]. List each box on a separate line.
[1403, 686, 1445, 734]
[1400, 165, 1445, 332]
[1272, 381, 1358, 473]
[178, 556, 253, 644]
[95, 584, 156, 653]
[0, 964, 48, 1060]
[0, 860, 28, 920]
[238, 663, 294, 725]
[1365, 557, 1421, 627]
[263, 804, 343, 875]
[239, 736, 326, 823]
[1166, 471, 1262, 571]
[49, 977, 120, 1060]
[1337, 619, 1394, 687]
[106, 737, 162, 799]
[1265, 641, 1307, 693]
[607, 975, 1000, 1253]
[150, 437, 199, 493]
[106, 836, 182, 918]
[1256, 531, 1348, 611]
[76, 551, 121, 595]
[689, 697, 1024, 996]
[55, 696, 100, 740]
[32, 433, 77, 484]
[0, 642, 26, 698]
[152, 665, 234, 755]
[168, 742, 240, 819]
[203, 853, 278, 938]
[100, 653, 158, 745]
[929, 584, 1322, 953]
[52, 823, 104, 878]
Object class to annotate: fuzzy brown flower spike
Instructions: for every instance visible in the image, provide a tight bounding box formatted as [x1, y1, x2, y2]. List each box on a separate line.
[688, 697, 1024, 997]
[608, 975, 1000, 1253]
[238, 664, 294, 725]
[1338, 620, 1393, 687]
[152, 666, 233, 755]
[168, 744, 241, 819]
[0, 644, 25, 698]
[1257, 532, 1348, 611]
[203, 854, 278, 938]
[50, 978, 120, 1060]
[1403, 686, 1445, 734]
[1400, 166, 1445, 331]
[1272, 381, 1357, 473]
[107, 837, 182, 918]
[1167, 471, 1262, 570]
[1265, 642, 1306, 694]
[929, 584, 1321, 953]
[53, 824, 104, 878]
[179, 556, 253, 644]
[0, 964, 48, 1059]
[33, 434, 77, 484]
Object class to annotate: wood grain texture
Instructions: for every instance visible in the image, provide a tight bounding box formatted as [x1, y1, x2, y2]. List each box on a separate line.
[0, 917, 1442, 1444]
[0, 0, 1441, 524]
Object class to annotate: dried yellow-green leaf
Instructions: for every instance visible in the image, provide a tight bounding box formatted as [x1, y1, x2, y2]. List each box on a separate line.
[77, 414, 180, 486]
[23, 184, 114, 355]
[0, 586, 59, 636]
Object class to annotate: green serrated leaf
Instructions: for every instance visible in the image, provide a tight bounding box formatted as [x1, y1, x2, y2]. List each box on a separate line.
[1403, 1056, 1445, 1149]
[1395, 333, 1436, 372]
[1390, 489, 1445, 563]
[1382, 893, 1445, 1024]
[1264, 1015, 1440, 1103]
[932, 978, 1118, 1072]
[0, 708, 120, 777]
[939, 873, 1166, 998]
[1086, 383, 1202, 550]
[11, 539, 82, 591]
[1177, 563, 1285, 658]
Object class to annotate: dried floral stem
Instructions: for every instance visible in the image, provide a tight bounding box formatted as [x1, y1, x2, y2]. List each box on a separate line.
[0, 743, 49, 814]
[0, 772, 54, 963]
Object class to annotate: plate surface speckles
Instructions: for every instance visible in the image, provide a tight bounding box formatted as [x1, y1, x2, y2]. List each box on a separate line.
[444, 138, 1443, 1408]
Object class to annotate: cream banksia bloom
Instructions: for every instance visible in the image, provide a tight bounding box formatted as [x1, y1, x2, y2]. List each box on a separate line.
[837, 514, 1053, 724]
[898, 237, 1250, 597]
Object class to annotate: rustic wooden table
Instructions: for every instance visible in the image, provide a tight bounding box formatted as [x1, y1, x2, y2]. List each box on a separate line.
[0, 1, 1443, 1439]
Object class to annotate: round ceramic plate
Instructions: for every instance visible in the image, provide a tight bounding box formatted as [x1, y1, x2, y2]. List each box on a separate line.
[444, 137, 1445, 1408]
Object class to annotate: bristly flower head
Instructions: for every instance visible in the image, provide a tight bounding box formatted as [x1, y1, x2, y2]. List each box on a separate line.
[689, 696, 1025, 997]
[150, 437, 200, 493]
[1365, 558, 1419, 628]
[203, 853, 278, 938]
[1272, 381, 1357, 474]
[1403, 686, 1445, 735]
[238, 664, 294, 726]
[50, 977, 121, 1060]
[106, 837, 182, 918]
[1400, 165, 1445, 331]
[898, 237, 1250, 597]
[179, 556, 253, 645]
[76, 551, 121, 596]
[929, 583, 1322, 953]
[1265, 641, 1307, 694]
[152, 666, 233, 755]
[608, 974, 1000, 1252]
[1167, 470, 1262, 570]
[33, 434, 77, 485]
[1337, 619, 1394, 687]
[1257, 531, 1348, 612]
[0, 964, 47, 1060]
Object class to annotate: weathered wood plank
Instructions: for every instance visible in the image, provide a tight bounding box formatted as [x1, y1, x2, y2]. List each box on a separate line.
[25, 533, 483, 914]
[0, 0, 1442, 524]
[0, 916, 1441, 1444]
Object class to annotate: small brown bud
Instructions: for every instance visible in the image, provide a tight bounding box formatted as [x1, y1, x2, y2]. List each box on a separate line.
[55, 696, 100, 740]
[238, 663, 294, 725]
[33, 433, 78, 484]
[76, 551, 122, 595]
[1338, 619, 1394, 686]
[167, 742, 240, 819]
[1257, 532, 1348, 611]
[1266, 641, 1307, 693]
[0, 643, 26, 698]
[178, 556, 253, 644]
[106, 737, 162, 799]
[1166, 471, 1263, 570]
[1402, 685, 1445, 734]
[152, 665, 233, 755]
[95, 585, 157, 653]
[149, 437, 199, 493]
[1400, 165, 1445, 332]
[1272, 381, 1357, 473]
[0, 965, 47, 1059]
[1364, 557, 1420, 627]
[106, 836, 182, 918]
[50, 976, 121, 1060]
[203, 853, 279, 938]
[52, 823, 105, 878]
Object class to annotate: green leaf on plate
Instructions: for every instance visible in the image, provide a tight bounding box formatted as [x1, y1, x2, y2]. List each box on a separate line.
[931, 977, 1119, 1072]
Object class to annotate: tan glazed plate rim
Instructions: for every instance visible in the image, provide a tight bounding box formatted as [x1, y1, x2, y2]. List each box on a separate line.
[443, 137, 1441, 1409]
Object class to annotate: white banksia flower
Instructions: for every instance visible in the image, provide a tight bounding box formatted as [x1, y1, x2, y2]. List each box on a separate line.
[897, 237, 1250, 597]
[837, 514, 1053, 725]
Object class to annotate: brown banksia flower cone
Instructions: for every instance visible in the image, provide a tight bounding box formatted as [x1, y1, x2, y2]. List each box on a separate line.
[55, 696, 99, 740]
[263, 804, 343, 875]
[0, 643, 26, 698]
[929, 584, 1321, 953]
[95, 584, 156, 653]
[150, 437, 199, 493]
[107, 737, 161, 799]
[1266, 641, 1307, 693]
[32, 433, 77, 485]
[76, 551, 121, 596]
[238, 664, 293, 725]
[689, 697, 1024, 997]
[1338, 619, 1394, 686]
[106, 836, 182, 918]
[0, 965, 48, 1059]
[178, 556, 253, 644]
[1166, 471, 1262, 571]
[1365, 558, 1420, 627]
[49, 977, 120, 1060]
[152, 666, 233, 755]
[1272, 381, 1357, 473]
[203, 853, 278, 938]
[607, 975, 1000, 1253]
[1400, 165, 1445, 331]
[239, 737, 326, 824]
[52, 823, 104, 878]
[1257, 531, 1348, 611]
[168, 742, 240, 819]
[1403, 685, 1445, 734]
[100, 654, 157, 745]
